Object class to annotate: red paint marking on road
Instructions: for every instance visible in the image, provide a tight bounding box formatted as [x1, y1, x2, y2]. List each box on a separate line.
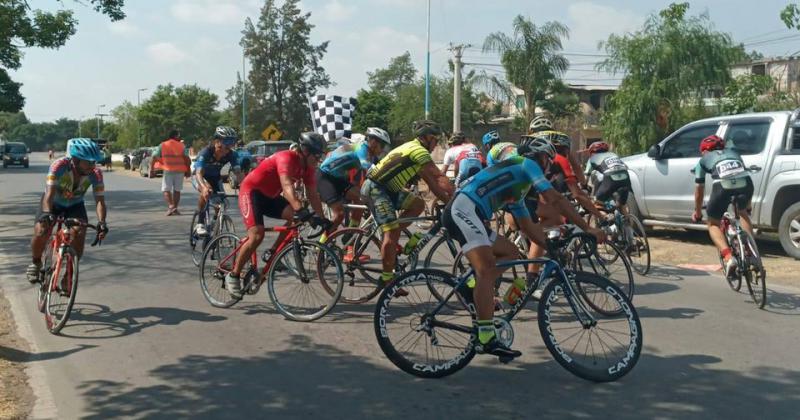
[678, 264, 721, 272]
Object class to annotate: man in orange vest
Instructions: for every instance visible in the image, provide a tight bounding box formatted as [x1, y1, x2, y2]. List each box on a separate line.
[153, 129, 191, 215]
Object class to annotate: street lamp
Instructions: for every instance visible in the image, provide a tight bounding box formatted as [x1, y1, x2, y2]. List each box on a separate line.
[137, 88, 148, 147]
[95, 104, 106, 138]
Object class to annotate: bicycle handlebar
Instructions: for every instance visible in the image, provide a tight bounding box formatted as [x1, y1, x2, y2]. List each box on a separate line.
[58, 217, 104, 247]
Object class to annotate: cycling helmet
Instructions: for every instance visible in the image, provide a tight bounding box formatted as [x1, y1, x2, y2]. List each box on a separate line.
[214, 126, 238, 146]
[365, 127, 391, 146]
[298, 132, 327, 155]
[529, 115, 553, 133]
[413, 120, 443, 137]
[66, 138, 103, 162]
[350, 133, 366, 143]
[481, 130, 501, 147]
[699, 134, 725, 152]
[488, 142, 519, 164]
[448, 131, 466, 145]
[588, 141, 610, 155]
[518, 135, 556, 160]
[536, 130, 571, 149]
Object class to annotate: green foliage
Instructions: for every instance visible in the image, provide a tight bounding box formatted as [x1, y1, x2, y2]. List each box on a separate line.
[599, 3, 746, 154]
[352, 90, 392, 134]
[0, 0, 125, 112]
[781, 4, 800, 29]
[539, 81, 580, 119]
[108, 101, 140, 150]
[367, 52, 417, 98]
[482, 16, 570, 123]
[4, 117, 80, 151]
[138, 84, 220, 146]
[222, 73, 259, 140]
[240, 0, 331, 140]
[721, 75, 774, 114]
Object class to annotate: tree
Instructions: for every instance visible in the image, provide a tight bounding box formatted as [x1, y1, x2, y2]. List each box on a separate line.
[781, 4, 800, 29]
[598, 3, 746, 154]
[109, 101, 140, 150]
[222, 73, 258, 140]
[138, 84, 220, 145]
[0, 1, 125, 112]
[352, 90, 393, 134]
[721, 74, 774, 114]
[0, 112, 29, 137]
[482, 16, 570, 123]
[240, 0, 331, 139]
[367, 52, 417, 98]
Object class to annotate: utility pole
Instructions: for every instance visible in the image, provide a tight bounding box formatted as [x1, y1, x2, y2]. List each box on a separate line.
[95, 104, 106, 138]
[424, 0, 431, 119]
[242, 50, 247, 142]
[137, 88, 148, 147]
[450, 43, 471, 133]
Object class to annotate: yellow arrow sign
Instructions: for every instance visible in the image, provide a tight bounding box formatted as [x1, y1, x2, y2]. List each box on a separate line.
[261, 124, 282, 141]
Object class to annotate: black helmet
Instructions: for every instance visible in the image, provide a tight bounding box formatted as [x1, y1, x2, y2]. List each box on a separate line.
[298, 132, 326, 155]
[448, 131, 466, 145]
[518, 135, 556, 160]
[413, 120, 443, 138]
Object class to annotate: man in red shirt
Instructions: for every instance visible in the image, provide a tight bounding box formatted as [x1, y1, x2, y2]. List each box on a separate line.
[226, 132, 330, 298]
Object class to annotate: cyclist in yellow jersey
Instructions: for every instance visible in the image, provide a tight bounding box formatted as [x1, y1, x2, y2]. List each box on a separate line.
[361, 120, 454, 292]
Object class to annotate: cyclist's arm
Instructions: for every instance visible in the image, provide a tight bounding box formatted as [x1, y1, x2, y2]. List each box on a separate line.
[517, 215, 547, 248]
[306, 183, 325, 216]
[279, 174, 304, 212]
[568, 150, 587, 185]
[194, 168, 213, 194]
[95, 196, 107, 223]
[41, 185, 56, 214]
[542, 189, 593, 232]
[419, 162, 454, 203]
[568, 181, 603, 218]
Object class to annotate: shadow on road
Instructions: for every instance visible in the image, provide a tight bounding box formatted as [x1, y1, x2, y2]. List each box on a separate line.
[649, 228, 787, 259]
[0, 343, 96, 363]
[75, 334, 800, 419]
[762, 288, 800, 316]
[59, 303, 227, 339]
[646, 265, 711, 282]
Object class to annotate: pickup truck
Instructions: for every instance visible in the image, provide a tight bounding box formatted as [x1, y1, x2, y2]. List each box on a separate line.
[623, 109, 800, 259]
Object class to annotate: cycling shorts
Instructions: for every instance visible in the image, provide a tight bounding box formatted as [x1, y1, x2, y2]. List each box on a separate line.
[442, 193, 498, 253]
[316, 169, 354, 205]
[36, 196, 88, 224]
[238, 187, 290, 229]
[707, 178, 753, 220]
[192, 176, 225, 194]
[360, 179, 416, 232]
[594, 176, 631, 205]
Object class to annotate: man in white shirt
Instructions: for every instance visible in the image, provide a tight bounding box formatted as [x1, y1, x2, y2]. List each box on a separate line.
[441, 132, 478, 179]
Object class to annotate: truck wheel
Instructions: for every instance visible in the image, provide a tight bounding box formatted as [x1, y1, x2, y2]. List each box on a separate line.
[778, 201, 800, 259]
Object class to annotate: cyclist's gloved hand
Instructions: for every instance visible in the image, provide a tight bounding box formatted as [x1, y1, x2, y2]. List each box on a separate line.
[97, 221, 109, 235]
[311, 215, 333, 231]
[294, 207, 313, 222]
[37, 212, 54, 225]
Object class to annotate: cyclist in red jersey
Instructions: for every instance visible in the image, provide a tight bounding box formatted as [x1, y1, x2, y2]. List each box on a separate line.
[225, 132, 331, 298]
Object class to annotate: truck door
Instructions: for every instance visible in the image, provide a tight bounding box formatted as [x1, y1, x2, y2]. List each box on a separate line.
[719, 118, 771, 221]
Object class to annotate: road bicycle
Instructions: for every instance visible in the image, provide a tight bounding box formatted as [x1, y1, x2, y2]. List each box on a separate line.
[373, 229, 642, 381]
[199, 219, 344, 321]
[717, 194, 767, 308]
[35, 217, 102, 334]
[190, 192, 237, 266]
[588, 200, 651, 275]
[321, 203, 462, 304]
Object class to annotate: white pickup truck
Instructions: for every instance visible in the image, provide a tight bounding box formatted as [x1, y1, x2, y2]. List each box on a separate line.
[622, 109, 800, 259]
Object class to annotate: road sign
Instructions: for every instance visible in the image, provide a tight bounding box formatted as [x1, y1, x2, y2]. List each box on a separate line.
[261, 124, 282, 141]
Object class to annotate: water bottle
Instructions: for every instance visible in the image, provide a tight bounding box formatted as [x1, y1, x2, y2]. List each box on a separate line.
[503, 277, 528, 305]
[403, 232, 424, 255]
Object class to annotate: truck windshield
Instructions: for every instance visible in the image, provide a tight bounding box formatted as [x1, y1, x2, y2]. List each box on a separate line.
[7, 145, 26, 153]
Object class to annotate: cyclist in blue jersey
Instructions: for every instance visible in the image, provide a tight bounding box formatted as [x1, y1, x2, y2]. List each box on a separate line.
[318, 127, 391, 233]
[442, 135, 604, 361]
[192, 126, 243, 236]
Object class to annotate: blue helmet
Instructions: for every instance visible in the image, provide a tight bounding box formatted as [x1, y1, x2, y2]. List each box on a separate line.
[66, 138, 103, 162]
[482, 130, 500, 147]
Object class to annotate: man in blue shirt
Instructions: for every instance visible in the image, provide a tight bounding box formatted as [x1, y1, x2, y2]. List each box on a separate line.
[192, 126, 242, 236]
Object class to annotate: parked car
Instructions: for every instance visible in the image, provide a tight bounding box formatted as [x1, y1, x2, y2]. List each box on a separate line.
[139, 147, 163, 178]
[623, 109, 800, 258]
[2, 142, 30, 168]
[129, 147, 149, 171]
[243, 140, 294, 169]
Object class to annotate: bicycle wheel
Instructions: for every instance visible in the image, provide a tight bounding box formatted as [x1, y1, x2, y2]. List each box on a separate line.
[199, 233, 242, 308]
[741, 231, 766, 308]
[219, 214, 236, 235]
[374, 268, 476, 378]
[446, 250, 527, 318]
[537, 271, 642, 382]
[45, 248, 78, 334]
[267, 241, 343, 321]
[422, 235, 463, 272]
[570, 237, 635, 304]
[623, 215, 651, 275]
[37, 240, 55, 313]
[190, 212, 211, 267]
[321, 228, 383, 304]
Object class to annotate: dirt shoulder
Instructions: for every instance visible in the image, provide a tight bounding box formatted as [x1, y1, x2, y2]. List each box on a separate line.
[0, 289, 33, 420]
[648, 227, 798, 288]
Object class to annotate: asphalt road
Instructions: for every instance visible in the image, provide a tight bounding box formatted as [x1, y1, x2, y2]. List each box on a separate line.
[1, 153, 799, 419]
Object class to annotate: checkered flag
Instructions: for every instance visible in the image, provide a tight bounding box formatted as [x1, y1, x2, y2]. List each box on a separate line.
[308, 94, 357, 142]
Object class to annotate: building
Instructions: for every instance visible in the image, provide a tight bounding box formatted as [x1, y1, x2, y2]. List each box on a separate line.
[730, 56, 800, 92]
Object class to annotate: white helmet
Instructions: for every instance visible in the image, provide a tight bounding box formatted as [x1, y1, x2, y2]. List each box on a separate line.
[365, 127, 391, 146]
[529, 115, 553, 133]
[350, 133, 366, 143]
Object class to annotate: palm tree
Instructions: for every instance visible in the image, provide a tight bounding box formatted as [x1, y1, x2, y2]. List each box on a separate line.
[481, 16, 570, 123]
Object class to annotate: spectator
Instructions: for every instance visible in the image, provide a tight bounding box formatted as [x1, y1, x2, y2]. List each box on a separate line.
[102, 146, 113, 171]
[48, 149, 54, 161]
[152, 129, 191, 216]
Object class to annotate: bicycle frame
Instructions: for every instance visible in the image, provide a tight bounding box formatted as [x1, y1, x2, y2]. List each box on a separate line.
[215, 224, 303, 286]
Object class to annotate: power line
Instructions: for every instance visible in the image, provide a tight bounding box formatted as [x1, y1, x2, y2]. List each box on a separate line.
[744, 33, 800, 47]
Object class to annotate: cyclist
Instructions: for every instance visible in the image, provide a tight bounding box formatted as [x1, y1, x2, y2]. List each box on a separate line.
[441, 132, 477, 180]
[192, 126, 243, 236]
[584, 141, 632, 215]
[226, 132, 331, 298]
[692, 134, 754, 278]
[361, 120, 454, 292]
[318, 127, 390, 236]
[442, 135, 604, 360]
[543, 131, 603, 220]
[480, 130, 501, 154]
[27, 139, 109, 283]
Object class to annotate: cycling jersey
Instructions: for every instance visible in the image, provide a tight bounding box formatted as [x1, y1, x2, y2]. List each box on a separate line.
[193, 146, 241, 180]
[443, 143, 478, 168]
[241, 150, 315, 198]
[367, 139, 432, 192]
[45, 157, 104, 207]
[585, 152, 629, 183]
[454, 148, 486, 187]
[458, 155, 552, 220]
[319, 141, 372, 179]
[487, 142, 519, 167]
[694, 149, 750, 188]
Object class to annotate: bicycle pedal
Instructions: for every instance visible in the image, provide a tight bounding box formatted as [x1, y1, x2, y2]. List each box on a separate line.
[498, 355, 514, 364]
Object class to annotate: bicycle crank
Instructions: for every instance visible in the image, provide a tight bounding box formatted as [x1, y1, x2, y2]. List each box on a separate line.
[493, 317, 514, 348]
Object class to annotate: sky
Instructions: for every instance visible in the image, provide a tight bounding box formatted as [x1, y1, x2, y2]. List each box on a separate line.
[10, 0, 800, 123]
